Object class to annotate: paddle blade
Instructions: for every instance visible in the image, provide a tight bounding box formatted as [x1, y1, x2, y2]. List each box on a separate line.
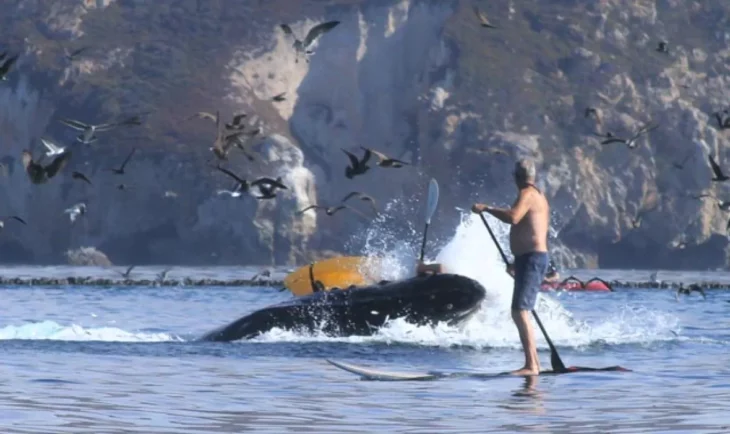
[425, 178, 439, 224]
[283, 256, 382, 296]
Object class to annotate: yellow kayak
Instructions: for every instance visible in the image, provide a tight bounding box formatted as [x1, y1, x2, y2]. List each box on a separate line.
[283, 256, 383, 296]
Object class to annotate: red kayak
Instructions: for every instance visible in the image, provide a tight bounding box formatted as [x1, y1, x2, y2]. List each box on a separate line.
[540, 277, 613, 292]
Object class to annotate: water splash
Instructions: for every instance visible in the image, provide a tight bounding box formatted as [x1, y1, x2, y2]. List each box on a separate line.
[256, 210, 679, 348]
[0, 320, 182, 343]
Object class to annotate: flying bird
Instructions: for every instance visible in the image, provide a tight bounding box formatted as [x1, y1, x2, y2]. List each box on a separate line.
[341, 191, 378, 214]
[72, 171, 92, 185]
[225, 113, 248, 130]
[209, 111, 246, 161]
[280, 21, 340, 62]
[599, 122, 659, 149]
[116, 265, 135, 279]
[40, 138, 66, 157]
[64, 202, 87, 223]
[0, 53, 18, 81]
[296, 204, 350, 216]
[58, 116, 140, 144]
[272, 92, 286, 102]
[63, 46, 90, 61]
[361, 146, 409, 168]
[656, 40, 669, 54]
[342, 148, 371, 179]
[0, 216, 27, 232]
[473, 6, 497, 28]
[110, 148, 137, 175]
[187, 111, 218, 123]
[22, 150, 71, 184]
[708, 154, 729, 182]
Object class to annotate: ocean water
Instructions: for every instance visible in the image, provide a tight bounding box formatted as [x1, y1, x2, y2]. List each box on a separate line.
[1, 213, 729, 433]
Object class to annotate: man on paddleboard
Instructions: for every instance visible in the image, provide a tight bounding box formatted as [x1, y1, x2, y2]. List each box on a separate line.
[471, 158, 550, 376]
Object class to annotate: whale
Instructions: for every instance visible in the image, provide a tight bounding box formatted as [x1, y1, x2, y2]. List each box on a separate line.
[198, 273, 486, 342]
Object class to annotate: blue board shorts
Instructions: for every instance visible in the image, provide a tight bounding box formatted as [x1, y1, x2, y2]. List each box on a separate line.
[512, 252, 549, 311]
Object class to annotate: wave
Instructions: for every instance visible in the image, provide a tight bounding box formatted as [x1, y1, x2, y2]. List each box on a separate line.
[0, 320, 182, 343]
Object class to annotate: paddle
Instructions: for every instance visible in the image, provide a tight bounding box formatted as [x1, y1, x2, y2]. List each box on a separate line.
[419, 178, 440, 262]
[476, 211, 568, 373]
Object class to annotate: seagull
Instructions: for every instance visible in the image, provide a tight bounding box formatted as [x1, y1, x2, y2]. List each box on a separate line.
[296, 204, 350, 216]
[225, 113, 248, 130]
[216, 187, 245, 198]
[0, 53, 18, 81]
[341, 191, 378, 214]
[280, 21, 340, 62]
[0, 216, 27, 232]
[63, 46, 90, 62]
[64, 202, 87, 223]
[72, 171, 92, 185]
[361, 146, 409, 168]
[209, 111, 246, 161]
[272, 92, 286, 102]
[58, 116, 140, 144]
[116, 265, 135, 279]
[156, 268, 171, 283]
[215, 165, 286, 194]
[251, 269, 271, 282]
[656, 40, 669, 54]
[40, 138, 66, 157]
[708, 154, 729, 182]
[110, 148, 137, 175]
[22, 150, 72, 184]
[342, 148, 371, 179]
[297, 203, 369, 218]
[254, 177, 287, 200]
[187, 111, 218, 123]
[600, 122, 659, 149]
[473, 6, 497, 28]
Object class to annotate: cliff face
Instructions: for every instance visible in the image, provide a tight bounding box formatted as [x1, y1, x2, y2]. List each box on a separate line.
[0, 0, 729, 269]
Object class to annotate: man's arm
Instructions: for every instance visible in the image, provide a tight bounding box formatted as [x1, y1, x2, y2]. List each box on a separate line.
[476, 190, 532, 225]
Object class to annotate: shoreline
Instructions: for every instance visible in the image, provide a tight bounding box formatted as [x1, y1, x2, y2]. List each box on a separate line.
[0, 265, 726, 288]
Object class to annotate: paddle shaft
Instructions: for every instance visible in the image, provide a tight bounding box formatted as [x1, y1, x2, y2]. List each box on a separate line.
[477, 211, 567, 373]
[419, 223, 430, 262]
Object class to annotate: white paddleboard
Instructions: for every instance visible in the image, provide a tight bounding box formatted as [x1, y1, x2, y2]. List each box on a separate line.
[326, 359, 442, 381]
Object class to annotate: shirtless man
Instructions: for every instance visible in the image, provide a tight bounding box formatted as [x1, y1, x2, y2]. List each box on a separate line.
[471, 158, 550, 376]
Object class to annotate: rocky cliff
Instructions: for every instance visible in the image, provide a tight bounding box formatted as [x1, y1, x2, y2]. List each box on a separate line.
[0, 0, 729, 269]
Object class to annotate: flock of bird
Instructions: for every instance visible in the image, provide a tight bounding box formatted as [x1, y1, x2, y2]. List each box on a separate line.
[0, 16, 416, 236]
[1, 5, 729, 272]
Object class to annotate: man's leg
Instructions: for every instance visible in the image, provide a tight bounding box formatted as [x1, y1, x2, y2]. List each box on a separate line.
[511, 309, 540, 375]
[510, 252, 547, 376]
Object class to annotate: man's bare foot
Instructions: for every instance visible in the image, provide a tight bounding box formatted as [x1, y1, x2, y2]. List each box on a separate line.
[510, 367, 540, 376]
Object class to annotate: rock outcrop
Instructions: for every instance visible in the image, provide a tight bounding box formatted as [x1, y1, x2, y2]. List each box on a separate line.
[0, 0, 728, 269]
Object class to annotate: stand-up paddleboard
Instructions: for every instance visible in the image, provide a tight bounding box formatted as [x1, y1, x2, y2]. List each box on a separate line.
[325, 359, 631, 382]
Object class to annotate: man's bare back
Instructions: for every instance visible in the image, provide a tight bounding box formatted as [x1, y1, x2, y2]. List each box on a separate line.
[509, 185, 549, 256]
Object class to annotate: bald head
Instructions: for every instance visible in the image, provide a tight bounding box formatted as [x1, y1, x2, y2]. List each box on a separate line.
[514, 158, 536, 185]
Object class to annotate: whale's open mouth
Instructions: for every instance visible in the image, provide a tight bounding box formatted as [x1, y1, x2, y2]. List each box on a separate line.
[446, 303, 482, 326]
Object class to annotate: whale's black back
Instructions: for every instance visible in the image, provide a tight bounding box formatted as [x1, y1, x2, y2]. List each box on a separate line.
[199, 273, 486, 342]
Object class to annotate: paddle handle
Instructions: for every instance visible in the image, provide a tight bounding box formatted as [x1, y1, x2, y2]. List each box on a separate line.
[478, 212, 509, 265]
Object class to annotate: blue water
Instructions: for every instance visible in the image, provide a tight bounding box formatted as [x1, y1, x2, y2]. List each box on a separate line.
[1, 281, 729, 433]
